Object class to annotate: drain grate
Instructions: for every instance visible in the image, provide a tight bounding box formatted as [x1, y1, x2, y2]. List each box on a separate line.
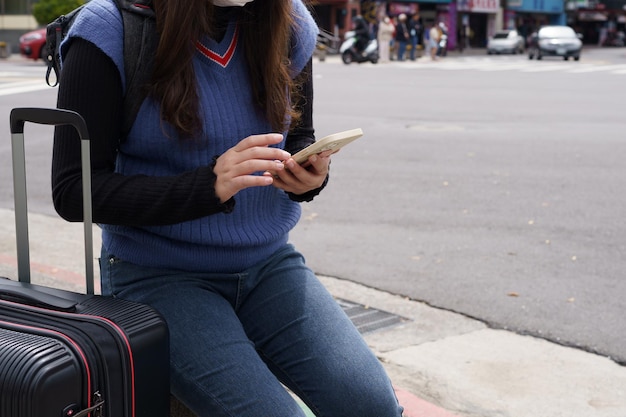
[338, 299, 409, 334]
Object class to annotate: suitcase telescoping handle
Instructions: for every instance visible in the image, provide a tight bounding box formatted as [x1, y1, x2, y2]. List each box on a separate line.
[9, 108, 95, 294]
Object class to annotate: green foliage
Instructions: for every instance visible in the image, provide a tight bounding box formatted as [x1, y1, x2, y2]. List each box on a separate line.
[32, 0, 86, 26]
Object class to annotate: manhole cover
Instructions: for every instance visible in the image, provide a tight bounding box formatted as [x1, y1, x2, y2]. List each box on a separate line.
[338, 299, 409, 334]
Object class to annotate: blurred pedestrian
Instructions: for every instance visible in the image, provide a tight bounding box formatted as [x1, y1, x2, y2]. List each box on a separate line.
[457, 25, 465, 53]
[436, 22, 448, 57]
[377, 15, 395, 63]
[395, 13, 410, 61]
[408, 14, 423, 61]
[429, 23, 441, 60]
[353, 15, 371, 55]
[598, 23, 608, 46]
[423, 23, 430, 56]
[389, 16, 398, 60]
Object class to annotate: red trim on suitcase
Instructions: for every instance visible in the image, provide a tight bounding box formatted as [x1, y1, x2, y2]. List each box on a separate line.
[0, 318, 94, 412]
[90, 314, 137, 417]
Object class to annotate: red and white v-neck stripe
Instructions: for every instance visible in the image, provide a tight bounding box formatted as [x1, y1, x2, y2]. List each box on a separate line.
[195, 25, 239, 68]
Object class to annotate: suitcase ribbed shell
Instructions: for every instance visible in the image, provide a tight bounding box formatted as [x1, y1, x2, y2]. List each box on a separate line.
[0, 327, 84, 417]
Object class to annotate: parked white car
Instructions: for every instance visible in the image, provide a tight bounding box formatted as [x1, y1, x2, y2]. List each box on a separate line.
[487, 30, 525, 55]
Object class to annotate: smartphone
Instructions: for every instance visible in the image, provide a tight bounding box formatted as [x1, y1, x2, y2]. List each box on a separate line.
[291, 128, 363, 166]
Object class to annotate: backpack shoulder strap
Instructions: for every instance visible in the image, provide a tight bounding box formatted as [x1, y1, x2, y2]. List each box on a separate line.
[45, 5, 85, 87]
[116, 0, 157, 137]
[45, 0, 157, 138]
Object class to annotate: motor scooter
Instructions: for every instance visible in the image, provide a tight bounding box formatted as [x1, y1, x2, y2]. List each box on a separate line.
[340, 30, 379, 65]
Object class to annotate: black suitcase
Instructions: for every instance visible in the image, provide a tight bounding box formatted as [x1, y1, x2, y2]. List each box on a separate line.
[0, 108, 170, 417]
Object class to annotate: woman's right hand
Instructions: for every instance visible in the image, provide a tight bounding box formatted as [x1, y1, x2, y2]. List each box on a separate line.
[213, 133, 290, 203]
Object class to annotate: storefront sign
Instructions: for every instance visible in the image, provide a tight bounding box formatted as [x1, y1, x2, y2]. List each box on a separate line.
[389, 3, 419, 14]
[577, 11, 607, 20]
[457, 0, 500, 12]
[506, 0, 564, 13]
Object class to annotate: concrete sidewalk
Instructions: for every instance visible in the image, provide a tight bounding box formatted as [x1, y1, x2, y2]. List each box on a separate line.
[1, 208, 625, 417]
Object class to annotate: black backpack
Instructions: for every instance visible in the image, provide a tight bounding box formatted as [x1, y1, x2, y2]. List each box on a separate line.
[45, 0, 157, 136]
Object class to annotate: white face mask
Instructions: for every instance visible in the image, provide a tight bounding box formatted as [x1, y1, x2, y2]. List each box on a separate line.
[213, 0, 254, 6]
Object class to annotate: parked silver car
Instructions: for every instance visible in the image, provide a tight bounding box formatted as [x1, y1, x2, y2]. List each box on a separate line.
[487, 30, 525, 55]
[528, 26, 582, 61]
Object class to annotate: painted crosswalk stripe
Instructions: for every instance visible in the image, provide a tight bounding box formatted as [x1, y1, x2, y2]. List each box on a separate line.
[476, 63, 530, 71]
[567, 64, 626, 73]
[0, 80, 52, 96]
[359, 56, 626, 76]
[520, 64, 568, 72]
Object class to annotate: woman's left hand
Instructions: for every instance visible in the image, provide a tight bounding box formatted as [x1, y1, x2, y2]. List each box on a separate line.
[266, 152, 330, 195]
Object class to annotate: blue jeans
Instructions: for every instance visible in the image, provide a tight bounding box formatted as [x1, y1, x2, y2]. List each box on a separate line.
[410, 36, 418, 60]
[397, 40, 408, 61]
[100, 244, 403, 417]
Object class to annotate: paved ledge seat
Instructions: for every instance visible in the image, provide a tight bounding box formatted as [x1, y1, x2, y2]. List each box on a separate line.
[170, 396, 196, 417]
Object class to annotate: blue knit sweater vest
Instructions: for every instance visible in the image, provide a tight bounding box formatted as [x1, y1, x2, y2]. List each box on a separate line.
[63, 0, 318, 272]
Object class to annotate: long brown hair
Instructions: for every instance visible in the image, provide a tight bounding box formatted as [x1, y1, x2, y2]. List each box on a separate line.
[150, 0, 299, 138]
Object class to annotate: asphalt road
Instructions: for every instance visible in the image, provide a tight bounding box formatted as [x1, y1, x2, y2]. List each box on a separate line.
[1, 47, 625, 365]
[291, 47, 626, 365]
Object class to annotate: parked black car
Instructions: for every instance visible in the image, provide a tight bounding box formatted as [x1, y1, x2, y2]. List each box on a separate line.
[528, 26, 582, 61]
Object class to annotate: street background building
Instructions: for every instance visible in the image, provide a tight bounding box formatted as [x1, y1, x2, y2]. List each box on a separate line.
[0, 0, 625, 56]
[310, 0, 625, 52]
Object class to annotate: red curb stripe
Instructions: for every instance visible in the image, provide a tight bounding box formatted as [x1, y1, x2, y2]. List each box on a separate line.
[0, 253, 86, 287]
[394, 387, 461, 417]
